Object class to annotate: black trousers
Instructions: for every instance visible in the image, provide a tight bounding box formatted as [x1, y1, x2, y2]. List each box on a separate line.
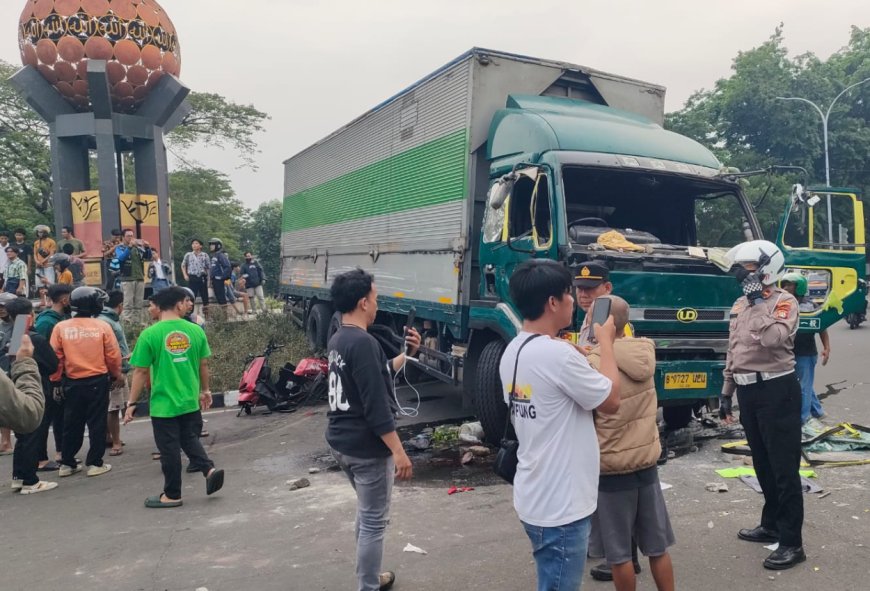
[188, 275, 209, 306]
[37, 393, 64, 462]
[737, 373, 804, 547]
[12, 430, 41, 486]
[152, 411, 214, 500]
[61, 376, 110, 469]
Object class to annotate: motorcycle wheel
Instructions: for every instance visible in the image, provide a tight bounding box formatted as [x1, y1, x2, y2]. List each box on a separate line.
[244, 405, 252, 415]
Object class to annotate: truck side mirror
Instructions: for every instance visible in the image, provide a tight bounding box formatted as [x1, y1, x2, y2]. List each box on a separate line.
[489, 174, 516, 210]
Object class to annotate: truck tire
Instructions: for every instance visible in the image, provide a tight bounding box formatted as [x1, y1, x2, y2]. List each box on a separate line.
[663, 404, 693, 430]
[327, 311, 343, 343]
[474, 339, 508, 445]
[306, 303, 331, 351]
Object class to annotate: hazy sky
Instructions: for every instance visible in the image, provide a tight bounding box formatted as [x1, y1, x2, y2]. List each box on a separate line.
[2, 1, 867, 209]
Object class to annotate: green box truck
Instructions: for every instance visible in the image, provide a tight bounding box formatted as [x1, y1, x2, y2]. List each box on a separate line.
[280, 48, 865, 441]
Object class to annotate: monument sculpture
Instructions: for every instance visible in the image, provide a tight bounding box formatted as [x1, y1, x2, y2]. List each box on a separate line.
[10, 0, 189, 281]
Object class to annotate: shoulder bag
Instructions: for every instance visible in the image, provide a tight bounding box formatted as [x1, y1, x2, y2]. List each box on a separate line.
[493, 333, 542, 484]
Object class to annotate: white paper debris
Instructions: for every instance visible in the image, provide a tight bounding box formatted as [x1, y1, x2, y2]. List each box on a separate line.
[403, 543, 428, 555]
[764, 543, 780, 551]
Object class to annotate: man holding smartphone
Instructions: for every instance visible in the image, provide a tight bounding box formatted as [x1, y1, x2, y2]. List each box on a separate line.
[5, 298, 60, 495]
[326, 268, 420, 591]
[0, 333, 43, 435]
[500, 259, 621, 590]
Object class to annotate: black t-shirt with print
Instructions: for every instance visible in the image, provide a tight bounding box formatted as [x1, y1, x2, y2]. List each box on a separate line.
[325, 325, 396, 458]
[793, 332, 818, 357]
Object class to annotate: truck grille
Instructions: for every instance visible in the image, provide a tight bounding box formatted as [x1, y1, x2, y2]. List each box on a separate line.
[637, 331, 729, 340]
[643, 309, 727, 321]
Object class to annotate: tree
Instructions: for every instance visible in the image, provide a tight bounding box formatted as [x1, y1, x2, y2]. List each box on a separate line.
[241, 200, 283, 295]
[666, 26, 870, 243]
[0, 58, 269, 230]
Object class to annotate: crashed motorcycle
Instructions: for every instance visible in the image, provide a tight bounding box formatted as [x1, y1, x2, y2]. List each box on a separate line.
[237, 341, 328, 416]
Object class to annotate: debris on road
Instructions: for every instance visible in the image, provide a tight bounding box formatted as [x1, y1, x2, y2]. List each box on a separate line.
[403, 543, 428, 555]
[308, 467, 321, 474]
[468, 445, 491, 457]
[460, 451, 474, 465]
[408, 433, 432, 450]
[459, 421, 485, 444]
[448, 486, 474, 495]
[660, 482, 673, 491]
[705, 482, 729, 493]
[288, 478, 310, 491]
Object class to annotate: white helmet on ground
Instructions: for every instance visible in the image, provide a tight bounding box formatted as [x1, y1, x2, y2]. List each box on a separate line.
[725, 240, 786, 286]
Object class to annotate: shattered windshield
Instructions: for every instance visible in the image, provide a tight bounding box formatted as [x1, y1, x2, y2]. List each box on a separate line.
[561, 166, 754, 249]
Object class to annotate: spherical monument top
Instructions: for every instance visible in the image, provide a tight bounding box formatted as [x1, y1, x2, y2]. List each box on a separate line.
[18, 0, 181, 114]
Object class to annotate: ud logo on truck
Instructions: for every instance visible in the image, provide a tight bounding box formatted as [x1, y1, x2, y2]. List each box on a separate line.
[676, 308, 699, 322]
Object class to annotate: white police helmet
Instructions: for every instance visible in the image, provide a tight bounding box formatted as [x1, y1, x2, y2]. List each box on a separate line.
[725, 240, 786, 286]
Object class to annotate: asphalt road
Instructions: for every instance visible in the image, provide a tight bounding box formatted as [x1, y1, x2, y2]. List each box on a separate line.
[1, 321, 868, 591]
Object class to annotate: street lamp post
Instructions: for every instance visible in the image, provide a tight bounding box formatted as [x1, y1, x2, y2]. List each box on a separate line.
[777, 77, 870, 245]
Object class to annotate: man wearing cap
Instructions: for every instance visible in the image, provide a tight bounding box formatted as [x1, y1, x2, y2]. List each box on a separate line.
[572, 262, 643, 583]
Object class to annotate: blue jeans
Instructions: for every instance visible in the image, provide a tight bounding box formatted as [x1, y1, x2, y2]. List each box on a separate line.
[332, 450, 394, 591]
[522, 516, 591, 591]
[150, 278, 171, 293]
[795, 355, 823, 424]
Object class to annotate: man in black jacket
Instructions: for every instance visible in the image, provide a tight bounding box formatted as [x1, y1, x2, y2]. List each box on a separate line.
[6, 298, 60, 495]
[327, 269, 420, 591]
[241, 252, 266, 314]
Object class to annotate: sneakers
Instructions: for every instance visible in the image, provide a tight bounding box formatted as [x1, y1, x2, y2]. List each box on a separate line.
[86, 463, 112, 477]
[20, 481, 59, 495]
[58, 465, 82, 477]
[11, 478, 23, 490]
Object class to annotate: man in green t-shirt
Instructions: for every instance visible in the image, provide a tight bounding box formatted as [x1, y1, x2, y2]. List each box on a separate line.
[124, 286, 224, 508]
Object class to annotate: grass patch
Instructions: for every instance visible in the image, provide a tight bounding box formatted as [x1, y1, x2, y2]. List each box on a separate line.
[205, 313, 310, 392]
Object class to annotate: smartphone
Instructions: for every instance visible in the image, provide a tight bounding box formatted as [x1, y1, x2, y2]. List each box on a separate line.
[587, 297, 612, 343]
[404, 307, 417, 354]
[7, 314, 30, 357]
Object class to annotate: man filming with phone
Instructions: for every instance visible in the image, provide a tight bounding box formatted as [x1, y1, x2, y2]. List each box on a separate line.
[500, 259, 620, 590]
[0, 329, 44, 436]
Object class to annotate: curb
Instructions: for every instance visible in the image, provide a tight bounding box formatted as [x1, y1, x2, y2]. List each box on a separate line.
[132, 390, 239, 416]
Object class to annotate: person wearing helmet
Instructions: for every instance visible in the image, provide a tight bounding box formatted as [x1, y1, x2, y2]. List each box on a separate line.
[780, 273, 829, 426]
[181, 287, 206, 328]
[49, 287, 123, 478]
[721, 240, 804, 570]
[208, 238, 232, 317]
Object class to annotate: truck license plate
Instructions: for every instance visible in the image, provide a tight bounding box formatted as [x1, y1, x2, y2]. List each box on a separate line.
[664, 372, 707, 389]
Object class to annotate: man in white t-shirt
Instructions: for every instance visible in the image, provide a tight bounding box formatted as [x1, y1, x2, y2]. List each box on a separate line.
[499, 259, 621, 590]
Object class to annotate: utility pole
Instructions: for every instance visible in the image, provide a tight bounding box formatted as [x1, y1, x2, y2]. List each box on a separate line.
[777, 77, 870, 245]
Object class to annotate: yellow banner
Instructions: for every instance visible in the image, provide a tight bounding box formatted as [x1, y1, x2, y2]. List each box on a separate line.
[70, 190, 103, 257]
[120, 193, 160, 253]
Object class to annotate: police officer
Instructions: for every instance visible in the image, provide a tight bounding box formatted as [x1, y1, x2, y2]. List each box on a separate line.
[720, 240, 804, 570]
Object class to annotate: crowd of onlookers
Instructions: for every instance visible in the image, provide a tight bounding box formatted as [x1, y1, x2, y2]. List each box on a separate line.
[0, 224, 267, 497]
[0, 225, 269, 320]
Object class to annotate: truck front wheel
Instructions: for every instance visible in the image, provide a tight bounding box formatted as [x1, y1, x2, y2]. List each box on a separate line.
[474, 339, 508, 445]
[306, 303, 331, 351]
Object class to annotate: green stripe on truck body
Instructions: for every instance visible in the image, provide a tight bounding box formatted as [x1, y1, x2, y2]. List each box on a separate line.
[282, 129, 469, 233]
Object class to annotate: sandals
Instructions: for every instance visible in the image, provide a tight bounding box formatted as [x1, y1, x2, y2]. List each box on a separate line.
[205, 468, 225, 496]
[38, 461, 60, 472]
[144, 495, 183, 508]
[109, 448, 124, 456]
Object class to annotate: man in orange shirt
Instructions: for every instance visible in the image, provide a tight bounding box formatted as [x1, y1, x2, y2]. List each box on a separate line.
[33, 225, 57, 288]
[50, 287, 123, 478]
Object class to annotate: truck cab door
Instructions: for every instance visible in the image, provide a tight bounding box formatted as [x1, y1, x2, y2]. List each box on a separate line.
[479, 167, 554, 302]
[776, 186, 866, 331]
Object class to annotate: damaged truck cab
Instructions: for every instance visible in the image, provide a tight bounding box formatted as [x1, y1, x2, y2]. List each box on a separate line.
[280, 49, 865, 442]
